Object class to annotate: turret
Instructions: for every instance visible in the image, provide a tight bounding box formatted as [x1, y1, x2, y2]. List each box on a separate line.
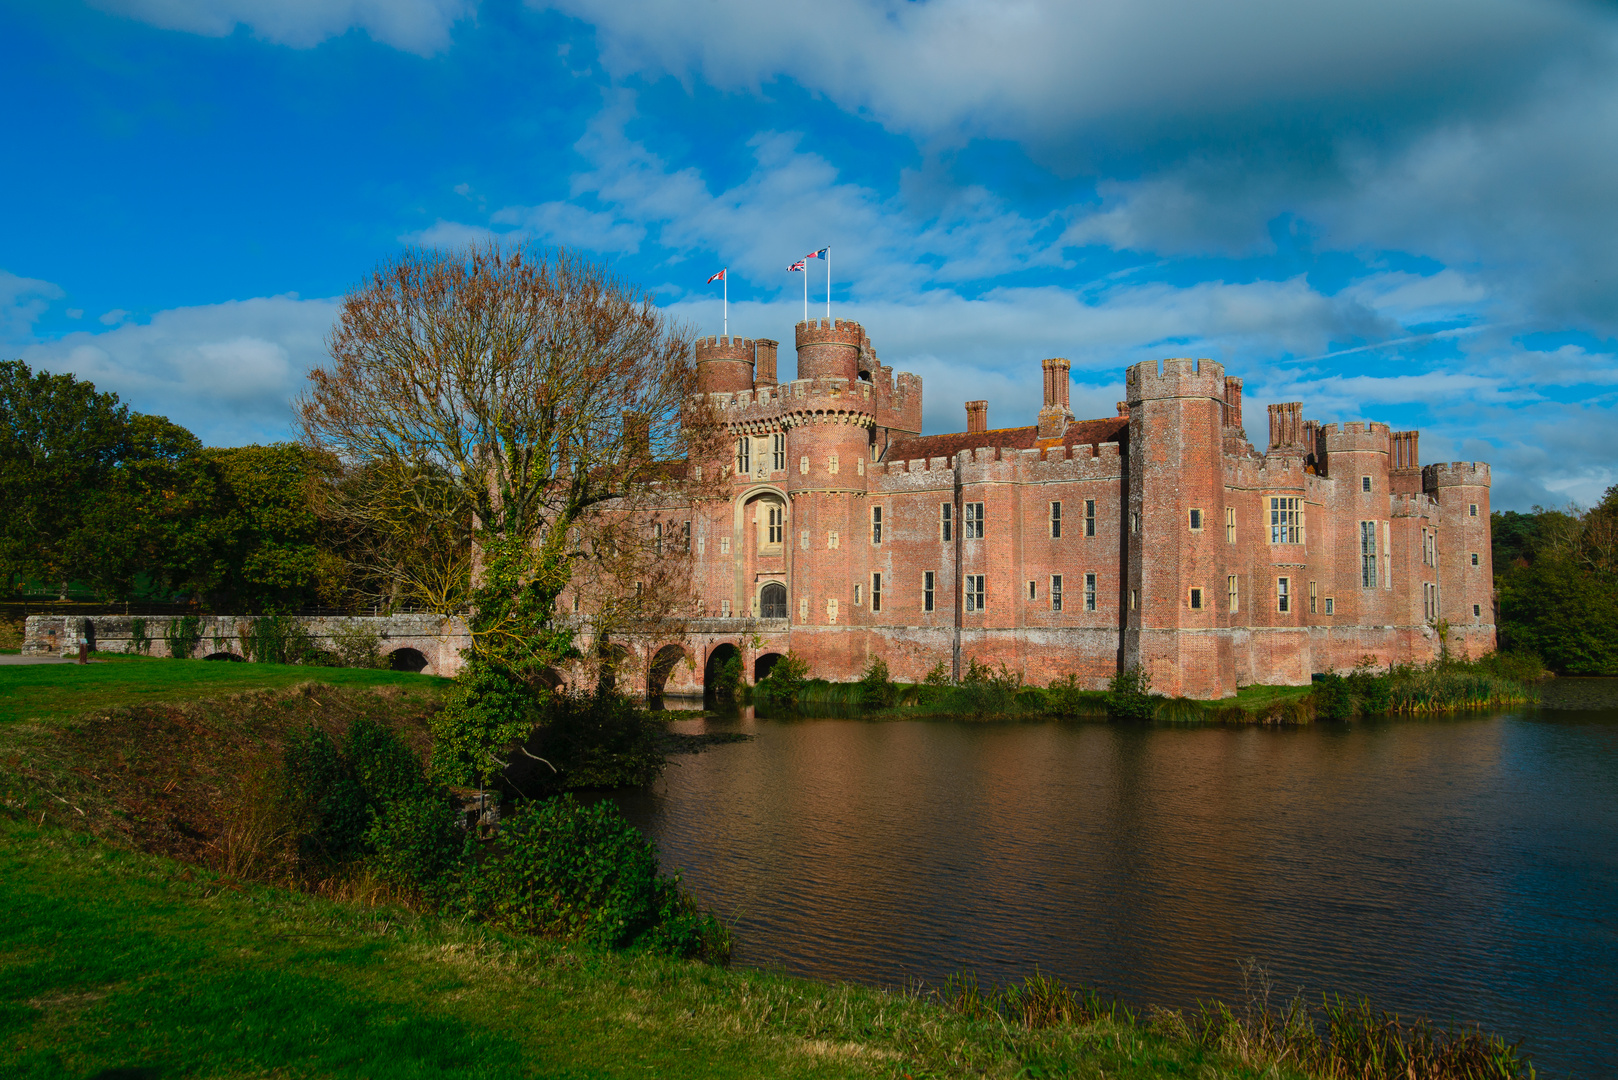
[795, 318, 864, 382]
[1424, 462, 1493, 650]
[695, 335, 756, 394]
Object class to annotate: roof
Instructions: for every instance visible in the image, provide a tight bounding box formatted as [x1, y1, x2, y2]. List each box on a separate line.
[883, 416, 1128, 463]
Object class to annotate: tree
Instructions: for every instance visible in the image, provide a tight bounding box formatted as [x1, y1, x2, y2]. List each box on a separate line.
[298, 244, 717, 783]
[0, 360, 134, 596]
[1494, 488, 1618, 675]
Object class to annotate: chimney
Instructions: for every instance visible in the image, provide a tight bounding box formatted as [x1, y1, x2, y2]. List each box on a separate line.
[1268, 402, 1303, 450]
[966, 400, 988, 434]
[1223, 376, 1243, 431]
[753, 339, 778, 387]
[1116, 401, 1129, 418]
[1041, 357, 1071, 410]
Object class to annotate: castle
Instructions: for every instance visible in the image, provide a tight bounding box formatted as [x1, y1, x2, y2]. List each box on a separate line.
[615, 318, 1495, 700]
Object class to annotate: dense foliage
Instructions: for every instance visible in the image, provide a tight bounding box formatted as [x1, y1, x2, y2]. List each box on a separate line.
[1493, 489, 1618, 674]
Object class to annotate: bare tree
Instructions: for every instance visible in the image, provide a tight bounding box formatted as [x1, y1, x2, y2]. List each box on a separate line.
[299, 243, 718, 668]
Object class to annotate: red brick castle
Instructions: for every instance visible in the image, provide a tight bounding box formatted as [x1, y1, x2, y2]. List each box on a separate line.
[640, 318, 1493, 699]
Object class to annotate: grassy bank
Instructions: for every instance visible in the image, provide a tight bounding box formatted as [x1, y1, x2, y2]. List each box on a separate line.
[0, 654, 450, 724]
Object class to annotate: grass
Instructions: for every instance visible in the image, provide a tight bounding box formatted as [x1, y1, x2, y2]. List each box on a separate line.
[0, 653, 451, 724]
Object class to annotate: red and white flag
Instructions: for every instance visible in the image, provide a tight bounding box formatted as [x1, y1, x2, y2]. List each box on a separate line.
[706, 268, 726, 283]
[787, 260, 806, 272]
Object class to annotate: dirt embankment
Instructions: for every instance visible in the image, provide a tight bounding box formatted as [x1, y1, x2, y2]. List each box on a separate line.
[0, 683, 440, 884]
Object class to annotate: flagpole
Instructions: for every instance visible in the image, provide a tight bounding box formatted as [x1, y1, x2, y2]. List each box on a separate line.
[802, 267, 808, 324]
[825, 247, 831, 320]
[723, 272, 728, 338]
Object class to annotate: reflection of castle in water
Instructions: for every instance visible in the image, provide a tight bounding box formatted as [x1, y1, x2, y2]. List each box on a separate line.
[610, 318, 1495, 700]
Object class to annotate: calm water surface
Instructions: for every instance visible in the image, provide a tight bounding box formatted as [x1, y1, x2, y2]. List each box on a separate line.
[618, 685, 1618, 1078]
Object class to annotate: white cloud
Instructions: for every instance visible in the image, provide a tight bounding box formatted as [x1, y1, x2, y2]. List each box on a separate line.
[489, 201, 646, 253]
[20, 294, 338, 446]
[99, 308, 130, 326]
[94, 0, 476, 55]
[0, 270, 65, 344]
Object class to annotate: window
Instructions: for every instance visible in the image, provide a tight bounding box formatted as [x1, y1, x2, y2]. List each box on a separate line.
[1085, 572, 1097, 612]
[871, 506, 883, 545]
[654, 521, 663, 556]
[766, 504, 783, 546]
[965, 575, 985, 612]
[772, 433, 785, 471]
[1362, 475, 1372, 493]
[965, 502, 984, 539]
[1470, 552, 1480, 567]
[1360, 521, 1377, 588]
[871, 573, 882, 613]
[1052, 575, 1063, 612]
[1270, 497, 1303, 544]
[1226, 507, 1236, 544]
[682, 520, 691, 554]
[1469, 503, 1478, 517]
[1050, 501, 1062, 538]
[1189, 508, 1203, 531]
[761, 583, 787, 619]
[1130, 589, 1138, 611]
[1227, 575, 1238, 613]
[1324, 597, 1334, 615]
[854, 583, 862, 605]
[923, 571, 935, 612]
[573, 592, 580, 613]
[1309, 580, 1317, 614]
[1473, 603, 1482, 617]
[1028, 580, 1037, 601]
[1383, 522, 1392, 589]
[736, 438, 750, 474]
[940, 503, 953, 541]
[1278, 577, 1291, 613]
[1189, 588, 1203, 610]
[1085, 499, 1096, 537]
[1130, 511, 1140, 534]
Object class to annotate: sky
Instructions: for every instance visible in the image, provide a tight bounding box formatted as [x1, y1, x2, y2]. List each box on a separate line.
[3, 0, 1617, 511]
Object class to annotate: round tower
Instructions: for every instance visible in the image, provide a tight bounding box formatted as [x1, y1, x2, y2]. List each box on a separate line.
[794, 318, 864, 382]
[695, 335, 755, 395]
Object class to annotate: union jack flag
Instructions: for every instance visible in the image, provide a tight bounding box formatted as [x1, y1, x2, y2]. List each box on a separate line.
[787, 260, 806, 272]
[706, 268, 726, 283]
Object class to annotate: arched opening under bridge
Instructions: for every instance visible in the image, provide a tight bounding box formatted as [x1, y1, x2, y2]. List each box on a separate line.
[754, 652, 784, 682]
[648, 644, 688, 701]
[704, 642, 741, 700]
[388, 647, 428, 673]
[203, 652, 244, 662]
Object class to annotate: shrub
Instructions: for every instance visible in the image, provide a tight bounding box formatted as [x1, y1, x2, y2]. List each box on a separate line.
[243, 615, 318, 665]
[858, 656, 898, 708]
[163, 615, 204, 659]
[128, 617, 152, 655]
[431, 656, 540, 787]
[754, 651, 811, 708]
[922, 660, 951, 686]
[329, 621, 386, 668]
[1045, 673, 1107, 718]
[710, 654, 744, 700]
[476, 795, 730, 961]
[1106, 664, 1157, 722]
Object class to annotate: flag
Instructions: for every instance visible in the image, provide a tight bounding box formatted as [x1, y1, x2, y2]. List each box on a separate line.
[787, 260, 806, 272]
[807, 248, 828, 259]
[706, 268, 726, 283]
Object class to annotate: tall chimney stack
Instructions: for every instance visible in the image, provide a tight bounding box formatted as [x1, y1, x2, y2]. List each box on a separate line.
[966, 400, 988, 434]
[753, 339, 778, 387]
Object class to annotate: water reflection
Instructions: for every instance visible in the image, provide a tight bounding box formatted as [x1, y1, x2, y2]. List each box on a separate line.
[622, 691, 1618, 1078]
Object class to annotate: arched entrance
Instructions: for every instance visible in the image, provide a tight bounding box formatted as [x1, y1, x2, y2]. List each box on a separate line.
[759, 582, 787, 619]
[387, 647, 428, 673]
[648, 644, 688, 700]
[754, 652, 784, 682]
[704, 642, 742, 699]
[203, 652, 244, 662]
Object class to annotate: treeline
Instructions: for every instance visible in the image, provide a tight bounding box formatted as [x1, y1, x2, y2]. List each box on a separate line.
[1493, 487, 1618, 675]
[0, 361, 463, 614]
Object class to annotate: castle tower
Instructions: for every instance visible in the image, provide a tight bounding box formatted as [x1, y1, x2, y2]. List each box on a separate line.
[695, 335, 756, 394]
[1323, 422, 1395, 628]
[794, 318, 863, 382]
[1125, 358, 1233, 698]
[1424, 462, 1494, 656]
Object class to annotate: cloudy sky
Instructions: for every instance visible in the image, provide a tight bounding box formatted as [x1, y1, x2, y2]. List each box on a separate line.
[4, 0, 1617, 510]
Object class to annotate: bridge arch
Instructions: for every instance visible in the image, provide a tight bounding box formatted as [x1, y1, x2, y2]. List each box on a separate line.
[704, 642, 742, 698]
[754, 651, 785, 682]
[387, 647, 429, 673]
[647, 644, 689, 700]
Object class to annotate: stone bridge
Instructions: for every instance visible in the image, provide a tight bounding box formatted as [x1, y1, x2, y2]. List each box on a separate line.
[23, 613, 470, 676]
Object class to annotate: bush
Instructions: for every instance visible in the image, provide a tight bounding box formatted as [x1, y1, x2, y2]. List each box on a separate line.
[1106, 664, 1157, 722]
[753, 651, 811, 708]
[710, 654, 744, 701]
[431, 656, 540, 787]
[243, 615, 317, 665]
[475, 795, 730, 961]
[858, 656, 898, 708]
[1046, 673, 1108, 718]
[128, 617, 152, 655]
[329, 621, 386, 668]
[163, 615, 203, 659]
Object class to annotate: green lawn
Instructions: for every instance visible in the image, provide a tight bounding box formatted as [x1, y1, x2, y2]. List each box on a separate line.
[0, 655, 450, 724]
[0, 817, 1259, 1080]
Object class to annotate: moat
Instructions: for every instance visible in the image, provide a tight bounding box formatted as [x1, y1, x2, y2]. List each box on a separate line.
[618, 684, 1618, 1078]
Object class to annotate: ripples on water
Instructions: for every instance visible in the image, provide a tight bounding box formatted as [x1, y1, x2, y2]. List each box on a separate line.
[617, 682, 1618, 1078]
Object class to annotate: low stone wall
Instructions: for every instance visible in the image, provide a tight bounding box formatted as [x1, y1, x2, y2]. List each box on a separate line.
[23, 613, 470, 677]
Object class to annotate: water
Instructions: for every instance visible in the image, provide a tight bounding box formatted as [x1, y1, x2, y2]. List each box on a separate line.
[619, 684, 1618, 1078]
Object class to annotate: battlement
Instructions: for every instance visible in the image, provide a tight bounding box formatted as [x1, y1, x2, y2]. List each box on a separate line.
[694, 334, 761, 362]
[1322, 421, 1391, 454]
[1126, 358, 1226, 402]
[794, 318, 868, 349]
[1422, 462, 1491, 488]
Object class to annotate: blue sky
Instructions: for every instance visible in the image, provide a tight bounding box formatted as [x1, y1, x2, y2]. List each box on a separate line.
[4, 0, 1617, 511]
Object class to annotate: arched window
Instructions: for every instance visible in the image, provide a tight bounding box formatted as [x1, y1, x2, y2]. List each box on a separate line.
[760, 582, 787, 619]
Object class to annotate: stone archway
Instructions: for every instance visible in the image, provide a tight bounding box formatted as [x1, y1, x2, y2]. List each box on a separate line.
[754, 651, 785, 682]
[387, 647, 429, 673]
[648, 644, 689, 700]
[704, 642, 742, 699]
